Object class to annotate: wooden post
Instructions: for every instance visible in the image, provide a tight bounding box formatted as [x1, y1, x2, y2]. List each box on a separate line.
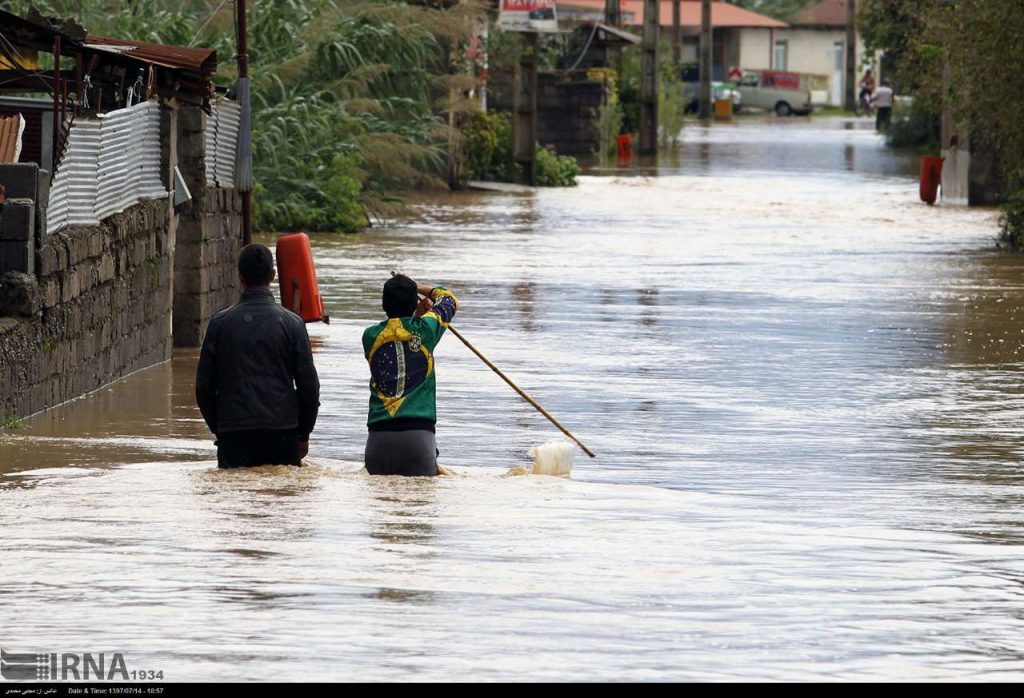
[605, 0, 622, 78]
[672, 0, 682, 66]
[639, 0, 659, 155]
[513, 32, 538, 186]
[844, 0, 857, 112]
[237, 0, 253, 245]
[699, 0, 713, 120]
[52, 36, 60, 174]
[605, 0, 620, 26]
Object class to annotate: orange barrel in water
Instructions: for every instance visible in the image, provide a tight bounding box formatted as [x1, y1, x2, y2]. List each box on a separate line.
[919, 155, 944, 205]
[616, 134, 633, 161]
[276, 233, 329, 324]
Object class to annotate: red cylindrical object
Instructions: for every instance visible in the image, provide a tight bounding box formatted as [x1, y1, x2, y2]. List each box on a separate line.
[276, 233, 328, 324]
[920, 155, 943, 205]
[616, 133, 633, 161]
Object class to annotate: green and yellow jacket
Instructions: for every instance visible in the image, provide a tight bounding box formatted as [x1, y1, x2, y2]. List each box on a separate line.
[362, 287, 459, 432]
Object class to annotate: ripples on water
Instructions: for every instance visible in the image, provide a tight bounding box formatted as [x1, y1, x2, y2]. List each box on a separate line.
[1, 119, 1023, 680]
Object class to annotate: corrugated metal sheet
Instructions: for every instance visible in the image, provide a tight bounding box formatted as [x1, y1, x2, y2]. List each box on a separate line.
[48, 119, 101, 235]
[136, 102, 166, 200]
[205, 98, 240, 189]
[47, 101, 167, 235]
[96, 106, 136, 220]
[85, 35, 217, 75]
[0, 98, 53, 167]
[0, 114, 24, 163]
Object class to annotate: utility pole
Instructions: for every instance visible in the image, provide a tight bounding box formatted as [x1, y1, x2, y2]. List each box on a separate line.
[236, 0, 252, 245]
[672, 0, 681, 67]
[606, 0, 622, 74]
[844, 0, 857, 112]
[639, 0, 659, 155]
[513, 32, 538, 186]
[605, 0, 620, 27]
[698, 0, 712, 120]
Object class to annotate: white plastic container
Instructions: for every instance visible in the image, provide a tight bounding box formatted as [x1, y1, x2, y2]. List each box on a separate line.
[528, 440, 576, 476]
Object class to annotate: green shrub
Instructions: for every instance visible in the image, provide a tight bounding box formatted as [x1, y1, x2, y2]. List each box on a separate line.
[254, 152, 368, 233]
[998, 190, 1024, 248]
[658, 71, 686, 147]
[886, 101, 941, 151]
[593, 98, 624, 165]
[460, 110, 578, 187]
[535, 146, 580, 187]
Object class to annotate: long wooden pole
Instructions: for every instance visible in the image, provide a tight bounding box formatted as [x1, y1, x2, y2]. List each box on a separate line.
[638, 0, 659, 155]
[447, 325, 596, 458]
[844, 0, 857, 111]
[237, 0, 253, 245]
[699, 0, 713, 120]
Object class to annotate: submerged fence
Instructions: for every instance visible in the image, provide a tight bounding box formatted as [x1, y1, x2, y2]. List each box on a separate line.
[47, 101, 167, 235]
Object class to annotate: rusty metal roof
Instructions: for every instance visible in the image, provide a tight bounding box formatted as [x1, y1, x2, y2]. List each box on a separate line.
[791, 0, 849, 27]
[83, 35, 217, 75]
[0, 114, 24, 163]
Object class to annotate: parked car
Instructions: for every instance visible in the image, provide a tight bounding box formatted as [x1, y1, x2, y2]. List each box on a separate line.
[732, 70, 817, 116]
[680, 64, 742, 114]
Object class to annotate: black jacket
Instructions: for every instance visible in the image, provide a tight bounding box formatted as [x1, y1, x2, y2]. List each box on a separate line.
[196, 287, 320, 439]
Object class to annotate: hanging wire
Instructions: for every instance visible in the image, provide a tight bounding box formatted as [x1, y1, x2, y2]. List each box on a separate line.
[565, 22, 601, 72]
[189, 0, 233, 47]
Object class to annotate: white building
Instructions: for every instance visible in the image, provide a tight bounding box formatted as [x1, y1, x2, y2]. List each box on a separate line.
[738, 0, 879, 106]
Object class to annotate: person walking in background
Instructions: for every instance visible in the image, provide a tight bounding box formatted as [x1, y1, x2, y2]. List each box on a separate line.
[196, 244, 320, 469]
[858, 68, 876, 114]
[362, 274, 459, 476]
[872, 79, 895, 131]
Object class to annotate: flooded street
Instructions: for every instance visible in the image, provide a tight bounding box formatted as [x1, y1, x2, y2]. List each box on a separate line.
[2, 117, 1023, 680]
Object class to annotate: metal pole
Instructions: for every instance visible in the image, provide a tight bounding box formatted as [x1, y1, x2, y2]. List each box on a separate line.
[844, 0, 857, 111]
[699, 0, 712, 120]
[672, 0, 681, 66]
[639, 0, 659, 155]
[237, 0, 253, 245]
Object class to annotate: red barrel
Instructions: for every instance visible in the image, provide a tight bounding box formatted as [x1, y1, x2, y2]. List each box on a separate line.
[276, 233, 328, 324]
[616, 134, 633, 161]
[920, 155, 943, 205]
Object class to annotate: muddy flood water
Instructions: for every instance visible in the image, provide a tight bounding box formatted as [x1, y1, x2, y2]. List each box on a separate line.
[2, 118, 1023, 681]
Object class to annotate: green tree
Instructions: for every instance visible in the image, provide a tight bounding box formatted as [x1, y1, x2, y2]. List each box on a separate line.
[1, 0, 486, 231]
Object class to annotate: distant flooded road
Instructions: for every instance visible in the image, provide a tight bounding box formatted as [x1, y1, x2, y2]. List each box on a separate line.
[2, 118, 1022, 680]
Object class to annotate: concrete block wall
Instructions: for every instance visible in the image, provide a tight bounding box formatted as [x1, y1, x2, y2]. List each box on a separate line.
[0, 199, 172, 419]
[0, 102, 243, 421]
[173, 104, 241, 348]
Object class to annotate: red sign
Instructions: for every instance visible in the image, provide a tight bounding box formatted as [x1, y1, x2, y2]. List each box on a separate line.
[762, 71, 801, 90]
[497, 0, 558, 32]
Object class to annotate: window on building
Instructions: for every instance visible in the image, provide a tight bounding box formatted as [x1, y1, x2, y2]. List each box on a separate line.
[773, 40, 788, 71]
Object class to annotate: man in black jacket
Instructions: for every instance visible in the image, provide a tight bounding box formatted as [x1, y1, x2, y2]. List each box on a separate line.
[196, 244, 321, 468]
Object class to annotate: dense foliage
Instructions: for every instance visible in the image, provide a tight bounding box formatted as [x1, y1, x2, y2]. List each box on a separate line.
[1, 0, 488, 232]
[461, 111, 578, 187]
